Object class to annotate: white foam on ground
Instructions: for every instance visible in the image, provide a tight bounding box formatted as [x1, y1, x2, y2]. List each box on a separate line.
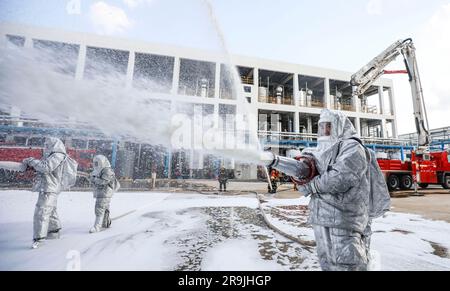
[0, 190, 448, 270]
[201, 239, 282, 271]
[262, 197, 450, 271]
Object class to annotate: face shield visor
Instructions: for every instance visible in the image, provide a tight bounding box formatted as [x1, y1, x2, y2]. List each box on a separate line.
[43, 138, 55, 158]
[318, 122, 332, 138]
[92, 156, 103, 175]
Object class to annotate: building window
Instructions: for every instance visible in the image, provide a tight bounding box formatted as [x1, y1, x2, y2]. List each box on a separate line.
[27, 137, 45, 147]
[6, 35, 25, 47]
[33, 39, 80, 77]
[179, 58, 216, 98]
[85, 47, 129, 82]
[72, 139, 88, 150]
[298, 75, 325, 108]
[133, 53, 174, 93]
[13, 136, 27, 146]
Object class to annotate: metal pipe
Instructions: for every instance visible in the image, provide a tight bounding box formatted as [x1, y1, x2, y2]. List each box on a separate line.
[263, 152, 312, 180]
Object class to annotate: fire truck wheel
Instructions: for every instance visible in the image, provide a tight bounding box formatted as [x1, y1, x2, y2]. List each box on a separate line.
[387, 175, 400, 191]
[400, 175, 413, 190]
[0, 169, 6, 183]
[419, 183, 429, 189]
[443, 175, 450, 190]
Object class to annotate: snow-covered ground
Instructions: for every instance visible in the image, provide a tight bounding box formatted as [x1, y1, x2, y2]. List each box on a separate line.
[0, 190, 449, 271]
[262, 197, 450, 271]
[0, 191, 318, 271]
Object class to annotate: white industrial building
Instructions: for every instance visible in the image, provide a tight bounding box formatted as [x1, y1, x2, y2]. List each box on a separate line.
[0, 23, 399, 180]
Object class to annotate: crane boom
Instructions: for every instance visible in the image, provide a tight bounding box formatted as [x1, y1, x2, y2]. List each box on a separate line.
[350, 38, 430, 146]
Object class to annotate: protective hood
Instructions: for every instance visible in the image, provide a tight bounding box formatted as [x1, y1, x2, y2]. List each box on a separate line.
[317, 109, 359, 151]
[92, 155, 111, 176]
[301, 109, 360, 174]
[43, 137, 66, 158]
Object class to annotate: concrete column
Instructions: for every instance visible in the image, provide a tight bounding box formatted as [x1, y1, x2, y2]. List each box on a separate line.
[324, 78, 331, 109]
[254, 68, 260, 103]
[215, 63, 221, 99]
[307, 116, 312, 134]
[75, 44, 87, 81]
[293, 73, 300, 107]
[24, 37, 33, 48]
[389, 88, 399, 138]
[294, 112, 300, 134]
[166, 100, 177, 179]
[355, 117, 361, 136]
[378, 86, 385, 115]
[189, 149, 194, 178]
[381, 119, 387, 138]
[248, 107, 259, 147]
[388, 87, 395, 116]
[214, 103, 220, 129]
[171, 57, 181, 95]
[126, 50, 135, 89]
[353, 95, 360, 113]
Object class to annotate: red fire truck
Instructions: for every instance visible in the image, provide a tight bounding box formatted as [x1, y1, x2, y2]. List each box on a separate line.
[377, 150, 450, 191]
[351, 38, 450, 191]
[0, 137, 95, 186]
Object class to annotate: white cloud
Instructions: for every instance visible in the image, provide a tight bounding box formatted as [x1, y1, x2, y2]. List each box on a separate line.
[394, 3, 450, 134]
[416, 4, 450, 109]
[123, 0, 153, 9]
[90, 1, 132, 35]
[366, 0, 383, 16]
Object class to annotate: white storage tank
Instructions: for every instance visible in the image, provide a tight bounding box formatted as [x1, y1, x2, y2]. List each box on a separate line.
[259, 87, 268, 103]
[299, 91, 306, 107]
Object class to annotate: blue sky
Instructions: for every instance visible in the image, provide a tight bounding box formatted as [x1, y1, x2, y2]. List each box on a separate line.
[1, 0, 449, 134]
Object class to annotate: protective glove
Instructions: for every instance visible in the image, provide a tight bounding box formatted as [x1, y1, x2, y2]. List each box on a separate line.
[297, 183, 314, 197]
[22, 157, 35, 166]
[297, 159, 312, 180]
[89, 173, 97, 183]
[90, 173, 105, 186]
[297, 177, 320, 197]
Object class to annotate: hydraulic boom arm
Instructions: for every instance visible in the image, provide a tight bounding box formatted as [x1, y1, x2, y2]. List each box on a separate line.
[350, 38, 430, 146]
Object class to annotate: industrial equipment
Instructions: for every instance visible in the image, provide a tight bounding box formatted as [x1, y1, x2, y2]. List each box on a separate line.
[351, 38, 450, 190]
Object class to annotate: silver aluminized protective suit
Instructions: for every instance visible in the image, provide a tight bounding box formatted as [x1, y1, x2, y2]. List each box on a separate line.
[299, 109, 374, 271]
[27, 137, 66, 194]
[90, 155, 118, 231]
[24, 137, 67, 240]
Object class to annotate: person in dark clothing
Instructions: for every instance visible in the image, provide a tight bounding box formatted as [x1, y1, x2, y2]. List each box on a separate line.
[218, 167, 228, 192]
[268, 168, 279, 194]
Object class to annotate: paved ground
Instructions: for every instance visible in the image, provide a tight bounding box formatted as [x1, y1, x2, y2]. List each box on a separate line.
[4, 178, 449, 223]
[188, 180, 450, 223]
[391, 193, 450, 223]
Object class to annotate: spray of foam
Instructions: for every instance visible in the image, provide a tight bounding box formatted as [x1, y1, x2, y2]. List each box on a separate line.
[0, 45, 270, 166]
[0, 46, 174, 145]
[202, 0, 270, 165]
[0, 2, 271, 167]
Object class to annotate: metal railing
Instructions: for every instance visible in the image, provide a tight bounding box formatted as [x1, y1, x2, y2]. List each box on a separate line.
[258, 130, 417, 148]
[240, 76, 254, 85]
[0, 115, 95, 129]
[400, 126, 450, 143]
[330, 99, 356, 112]
[361, 105, 378, 114]
[260, 95, 295, 106]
